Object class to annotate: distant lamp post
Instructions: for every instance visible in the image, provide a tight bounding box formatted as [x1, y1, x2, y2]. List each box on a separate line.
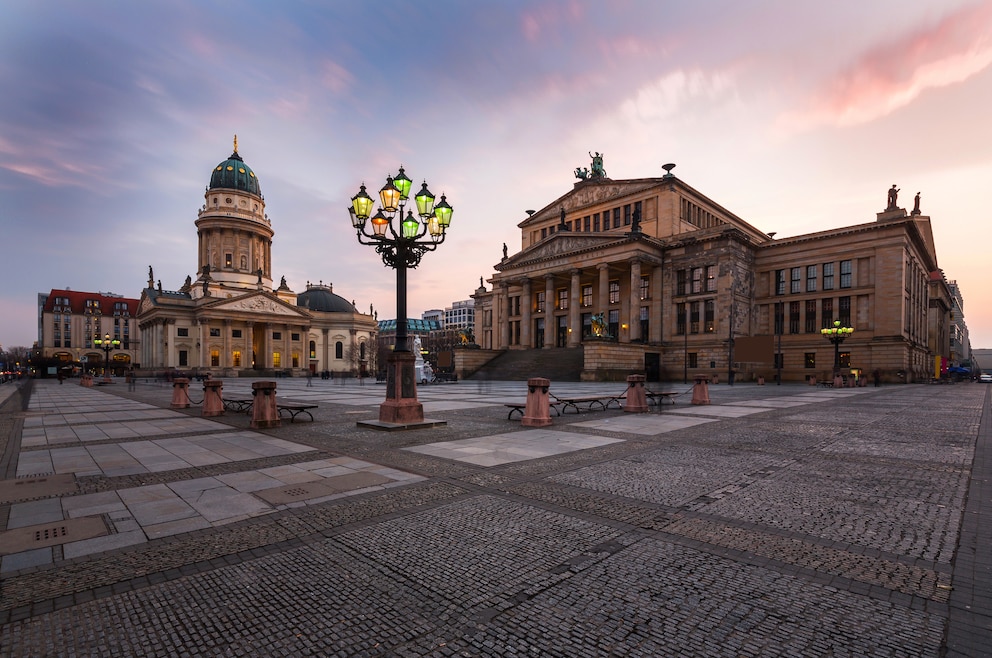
[349, 166, 453, 426]
[821, 320, 854, 377]
[94, 333, 120, 382]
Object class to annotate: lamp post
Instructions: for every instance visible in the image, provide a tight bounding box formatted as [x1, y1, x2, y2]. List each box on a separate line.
[93, 333, 120, 383]
[349, 166, 452, 426]
[821, 320, 854, 379]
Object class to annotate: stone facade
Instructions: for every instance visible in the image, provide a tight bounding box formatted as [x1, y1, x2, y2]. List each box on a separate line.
[473, 160, 951, 383]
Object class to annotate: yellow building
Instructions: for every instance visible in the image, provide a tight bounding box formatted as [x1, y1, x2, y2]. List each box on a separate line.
[473, 156, 950, 383]
[136, 139, 377, 377]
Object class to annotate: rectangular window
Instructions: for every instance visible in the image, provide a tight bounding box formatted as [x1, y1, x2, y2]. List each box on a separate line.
[688, 352, 698, 368]
[609, 280, 620, 304]
[705, 266, 717, 292]
[233, 351, 241, 367]
[640, 276, 650, 300]
[691, 267, 703, 294]
[690, 301, 700, 334]
[177, 327, 189, 337]
[805, 353, 816, 369]
[773, 353, 783, 369]
[292, 353, 300, 368]
[806, 265, 817, 292]
[557, 288, 568, 310]
[791, 267, 801, 294]
[582, 313, 592, 337]
[822, 298, 833, 327]
[839, 296, 851, 327]
[583, 216, 590, 232]
[789, 301, 800, 334]
[676, 270, 687, 296]
[608, 309, 620, 337]
[179, 350, 188, 367]
[676, 303, 686, 335]
[593, 213, 600, 232]
[581, 285, 593, 307]
[272, 352, 281, 368]
[272, 331, 282, 340]
[225, 253, 233, 268]
[805, 300, 817, 333]
[232, 329, 242, 338]
[211, 350, 220, 367]
[291, 333, 300, 341]
[613, 208, 621, 228]
[623, 204, 631, 226]
[704, 300, 715, 333]
[536, 291, 545, 313]
[823, 262, 835, 290]
[775, 270, 786, 295]
[209, 328, 220, 337]
[774, 302, 785, 335]
[840, 351, 851, 368]
[840, 260, 852, 288]
[640, 306, 649, 339]
[541, 227, 547, 239]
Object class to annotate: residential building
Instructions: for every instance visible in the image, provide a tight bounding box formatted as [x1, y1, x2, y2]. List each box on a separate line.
[38, 289, 139, 375]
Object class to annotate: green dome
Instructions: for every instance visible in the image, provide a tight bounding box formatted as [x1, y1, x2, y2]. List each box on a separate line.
[209, 150, 261, 196]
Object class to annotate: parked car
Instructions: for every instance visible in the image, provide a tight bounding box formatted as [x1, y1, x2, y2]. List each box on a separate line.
[980, 373, 992, 383]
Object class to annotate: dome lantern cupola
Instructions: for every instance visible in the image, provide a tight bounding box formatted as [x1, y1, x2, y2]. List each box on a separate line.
[209, 134, 261, 196]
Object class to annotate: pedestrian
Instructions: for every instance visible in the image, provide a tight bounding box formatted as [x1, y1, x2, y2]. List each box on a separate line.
[873, 369, 880, 387]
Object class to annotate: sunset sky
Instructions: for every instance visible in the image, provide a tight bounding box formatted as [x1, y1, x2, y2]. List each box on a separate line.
[2, 1, 991, 352]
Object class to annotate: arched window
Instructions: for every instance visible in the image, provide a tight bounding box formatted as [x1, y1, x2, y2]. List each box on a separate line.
[360, 342, 366, 360]
[335, 341, 343, 359]
[309, 341, 316, 359]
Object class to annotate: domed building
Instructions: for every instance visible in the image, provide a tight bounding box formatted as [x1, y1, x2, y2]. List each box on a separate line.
[136, 137, 377, 377]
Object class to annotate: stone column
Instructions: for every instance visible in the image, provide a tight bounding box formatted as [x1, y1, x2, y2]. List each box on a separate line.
[544, 274, 555, 349]
[520, 278, 532, 348]
[322, 328, 330, 373]
[198, 320, 208, 369]
[247, 322, 255, 369]
[650, 264, 663, 343]
[629, 260, 642, 342]
[284, 323, 292, 370]
[597, 263, 609, 318]
[223, 320, 231, 368]
[568, 269, 581, 347]
[496, 283, 509, 350]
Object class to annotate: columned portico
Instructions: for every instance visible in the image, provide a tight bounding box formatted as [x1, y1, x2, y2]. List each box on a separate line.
[629, 259, 642, 342]
[520, 278, 532, 348]
[544, 274, 555, 349]
[568, 269, 581, 347]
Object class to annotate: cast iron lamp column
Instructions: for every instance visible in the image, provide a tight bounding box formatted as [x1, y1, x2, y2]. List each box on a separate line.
[820, 320, 854, 378]
[93, 333, 120, 383]
[349, 166, 452, 425]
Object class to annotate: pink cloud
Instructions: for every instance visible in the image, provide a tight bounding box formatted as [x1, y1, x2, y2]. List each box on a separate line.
[519, 0, 584, 43]
[784, 3, 992, 130]
[320, 59, 353, 94]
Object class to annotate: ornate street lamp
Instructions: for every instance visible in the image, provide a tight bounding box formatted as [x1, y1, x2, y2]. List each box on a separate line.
[820, 320, 854, 378]
[93, 333, 120, 382]
[349, 166, 453, 426]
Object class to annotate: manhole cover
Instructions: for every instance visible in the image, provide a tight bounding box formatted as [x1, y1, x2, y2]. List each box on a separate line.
[0, 473, 78, 504]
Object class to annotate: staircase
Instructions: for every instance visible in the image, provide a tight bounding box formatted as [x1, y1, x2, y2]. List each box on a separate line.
[469, 347, 585, 382]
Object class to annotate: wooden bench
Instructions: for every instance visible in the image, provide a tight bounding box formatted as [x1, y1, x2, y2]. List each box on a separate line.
[223, 398, 254, 413]
[278, 403, 317, 422]
[550, 393, 624, 414]
[645, 386, 693, 409]
[504, 402, 564, 420]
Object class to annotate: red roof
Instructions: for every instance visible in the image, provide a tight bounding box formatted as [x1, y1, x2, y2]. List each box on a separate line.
[43, 289, 139, 315]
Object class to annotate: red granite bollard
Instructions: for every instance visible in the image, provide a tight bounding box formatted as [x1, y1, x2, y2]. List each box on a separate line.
[833, 374, 843, 388]
[808, 376, 816, 386]
[80, 374, 93, 387]
[522, 377, 552, 427]
[202, 379, 224, 417]
[170, 378, 190, 409]
[691, 375, 711, 405]
[757, 376, 765, 386]
[624, 374, 648, 413]
[251, 380, 281, 428]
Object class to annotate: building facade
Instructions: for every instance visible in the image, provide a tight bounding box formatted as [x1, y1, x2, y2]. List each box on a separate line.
[136, 139, 376, 377]
[473, 157, 951, 383]
[37, 289, 140, 375]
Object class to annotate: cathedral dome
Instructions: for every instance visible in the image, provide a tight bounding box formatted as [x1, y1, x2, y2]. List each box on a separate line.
[209, 141, 261, 196]
[297, 284, 356, 313]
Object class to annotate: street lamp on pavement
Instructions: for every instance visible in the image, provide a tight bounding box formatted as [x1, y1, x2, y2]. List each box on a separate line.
[349, 166, 453, 426]
[820, 320, 854, 380]
[94, 333, 120, 383]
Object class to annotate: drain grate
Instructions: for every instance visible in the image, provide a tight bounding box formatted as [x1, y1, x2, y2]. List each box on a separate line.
[0, 516, 108, 555]
[0, 473, 78, 504]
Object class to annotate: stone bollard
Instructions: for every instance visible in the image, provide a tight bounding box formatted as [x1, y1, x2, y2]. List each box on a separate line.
[833, 374, 843, 388]
[522, 377, 553, 427]
[80, 374, 93, 387]
[808, 376, 816, 386]
[202, 379, 225, 417]
[692, 375, 711, 405]
[757, 376, 765, 386]
[170, 378, 190, 409]
[624, 374, 649, 413]
[251, 380, 281, 428]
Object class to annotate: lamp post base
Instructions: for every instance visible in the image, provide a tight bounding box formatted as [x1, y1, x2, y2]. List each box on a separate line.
[368, 351, 449, 431]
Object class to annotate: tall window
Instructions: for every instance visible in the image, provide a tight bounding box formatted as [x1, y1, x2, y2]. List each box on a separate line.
[789, 301, 800, 334]
[704, 300, 715, 333]
[806, 265, 817, 292]
[613, 208, 621, 228]
[840, 260, 852, 288]
[839, 296, 851, 326]
[640, 276, 650, 300]
[536, 291, 545, 313]
[823, 262, 835, 290]
[557, 288, 568, 310]
[676, 303, 686, 335]
[623, 204, 632, 226]
[640, 306, 649, 339]
[775, 270, 786, 295]
[581, 285, 593, 307]
[706, 266, 717, 292]
[805, 353, 816, 369]
[335, 341, 344, 359]
[233, 350, 242, 367]
[309, 341, 316, 359]
[691, 267, 703, 294]
[676, 270, 687, 296]
[791, 267, 801, 293]
[774, 302, 784, 335]
[805, 300, 817, 333]
[211, 350, 220, 367]
[690, 301, 700, 334]
[593, 213, 600, 232]
[608, 280, 620, 304]
[822, 298, 833, 327]
[688, 352, 698, 368]
[179, 350, 188, 367]
[272, 352, 281, 368]
[608, 309, 620, 337]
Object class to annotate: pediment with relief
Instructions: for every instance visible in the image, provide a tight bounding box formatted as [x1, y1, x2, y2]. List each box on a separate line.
[206, 293, 308, 318]
[524, 181, 659, 226]
[499, 234, 620, 269]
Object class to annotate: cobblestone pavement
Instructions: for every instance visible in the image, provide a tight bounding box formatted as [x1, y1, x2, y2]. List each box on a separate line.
[0, 377, 989, 656]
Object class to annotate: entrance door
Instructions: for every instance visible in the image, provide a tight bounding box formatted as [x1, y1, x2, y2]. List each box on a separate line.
[644, 353, 660, 382]
[556, 316, 568, 347]
[535, 318, 545, 348]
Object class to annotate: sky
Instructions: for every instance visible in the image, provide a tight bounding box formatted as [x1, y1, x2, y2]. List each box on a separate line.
[2, 0, 992, 352]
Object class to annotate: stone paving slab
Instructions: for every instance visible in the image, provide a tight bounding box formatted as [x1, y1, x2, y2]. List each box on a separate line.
[405, 429, 625, 466]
